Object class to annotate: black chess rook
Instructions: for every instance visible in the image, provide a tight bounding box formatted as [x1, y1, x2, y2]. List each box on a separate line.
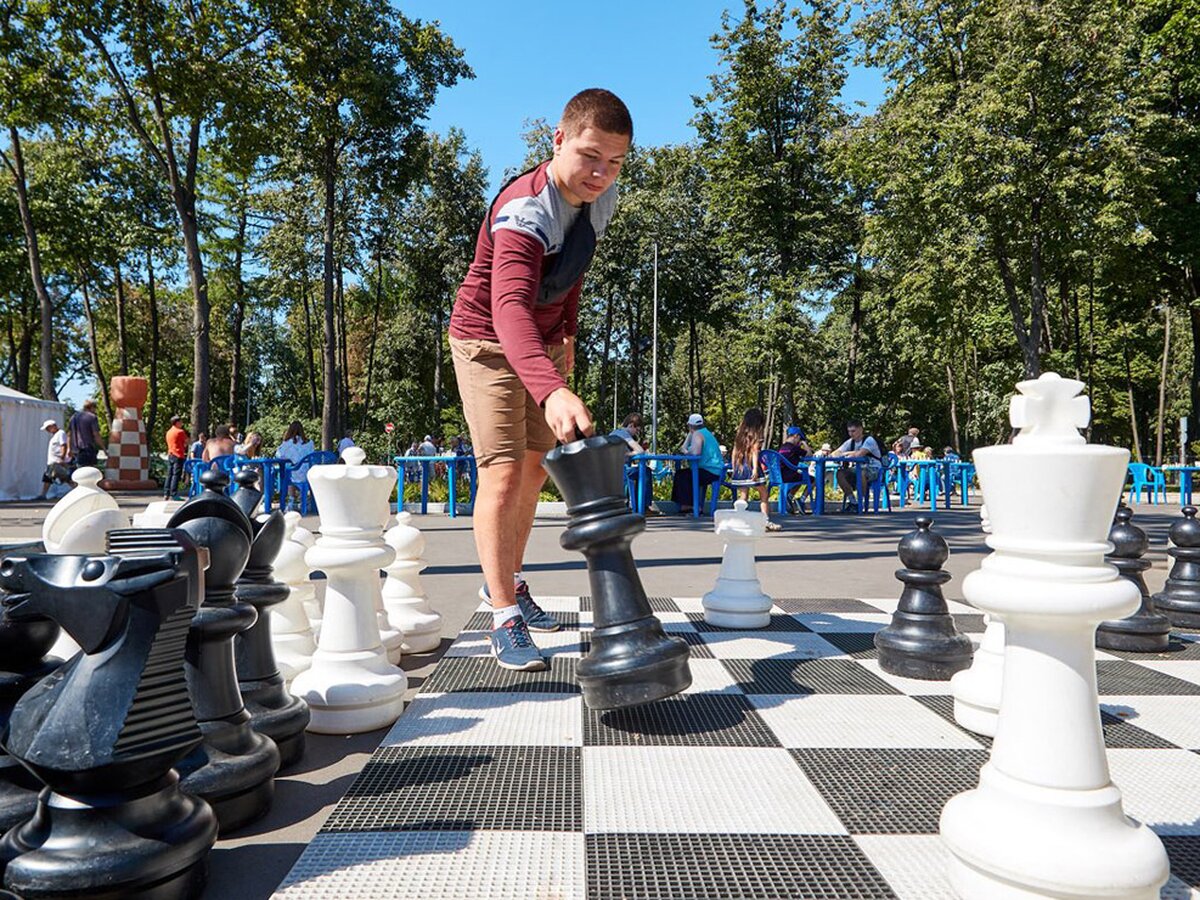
[874, 517, 973, 680]
[542, 434, 691, 709]
[0, 531, 217, 899]
[1097, 505, 1171, 652]
[1152, 505, 1200, 631]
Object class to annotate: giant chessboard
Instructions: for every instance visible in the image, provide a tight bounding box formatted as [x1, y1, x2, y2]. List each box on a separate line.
[273, 594, 1200, 899]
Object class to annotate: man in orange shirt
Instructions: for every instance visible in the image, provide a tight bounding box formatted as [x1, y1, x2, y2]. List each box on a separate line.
[164, 415, 189, 500]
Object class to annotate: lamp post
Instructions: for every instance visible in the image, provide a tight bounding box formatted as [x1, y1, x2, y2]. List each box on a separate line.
[651, 241, 659, 454]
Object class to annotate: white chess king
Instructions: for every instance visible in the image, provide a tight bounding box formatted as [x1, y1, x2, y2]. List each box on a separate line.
[939, 373, 1169, 898]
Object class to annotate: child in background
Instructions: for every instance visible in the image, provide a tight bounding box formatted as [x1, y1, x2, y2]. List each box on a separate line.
[729, 408, 782, 532]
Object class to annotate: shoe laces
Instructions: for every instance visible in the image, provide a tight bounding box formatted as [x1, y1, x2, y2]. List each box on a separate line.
[503, 618, 534, 649]
[515, 581, 545, 614]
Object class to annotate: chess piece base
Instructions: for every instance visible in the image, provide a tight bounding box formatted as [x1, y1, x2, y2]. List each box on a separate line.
[177, 717, 279, 835]
[577, 620, 692, 710]
[941, 764, 1168, 899]
[875, 615, 974, 681]
[383, 599, 442, 654]
[701, 582, 771, 630]
[240, 678, 309, 770]
[99, 479, 158, 492]
[1152, 595, 1200, 630]
[951, 617, 1004, 737]
[1095, 614, 1171, 653]
[291, 652, 407, 734]
[0, 774, 216, 900]
[0, 768, 40, 837]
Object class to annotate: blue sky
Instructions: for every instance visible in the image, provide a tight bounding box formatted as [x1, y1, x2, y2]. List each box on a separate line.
[59, 1, 885, 407]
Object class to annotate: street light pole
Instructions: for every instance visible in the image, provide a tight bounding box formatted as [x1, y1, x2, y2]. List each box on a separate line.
[651, 241, 659, 455]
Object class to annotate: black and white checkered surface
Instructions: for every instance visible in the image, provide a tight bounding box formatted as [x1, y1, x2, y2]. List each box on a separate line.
[274, 594, 1200, 899]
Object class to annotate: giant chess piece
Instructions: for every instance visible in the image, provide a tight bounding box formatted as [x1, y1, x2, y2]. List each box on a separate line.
[290, 448, 406, 734]
[382, 511, 442, 653]
[231, 471, 310, 769]
[940, 373, 1169, 899]
[41, 467, 130, 661]
[702, 499, 771, 628]
[950, 504, 1005, 736]
[1151, 506, 1200, 630]
[1097, 505, 1171, 652]
[269, 512, 316, 683]
[543, 435, 691, 709]
[101, 376, 157, 491]
[132, 499, 186, 528]
[0, 548, 59, 837]
[168, 471, 279, 833]
[875, 517, 973, 680]
[0, 531, 218, 899]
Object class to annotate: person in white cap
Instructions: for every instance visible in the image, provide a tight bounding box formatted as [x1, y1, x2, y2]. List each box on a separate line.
[38, 419, 70, 499]
[671, 413, 725, 514]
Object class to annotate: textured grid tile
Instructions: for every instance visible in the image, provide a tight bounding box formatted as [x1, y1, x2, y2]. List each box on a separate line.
[275, 831, 585, 899]
[380, 693, 582, 747]
[911, 695, 993, 748]
[680, 658, 744, 694]
[952, 613, 987, 633]
[859, 660, 961, 696]
[582, 747, 846, 834]
[420, 656, 579, 694]
[793, 613, 892, 633]
[444, 628, 588, 659]
[583, 694, 780, 748]
[790, 747, 989, 834]
[853, 834, 957, 900]
[1162, 836, 1200, 889]
[580, 595, 679, 612]
[752, 695, 984, 750]
[1102, 636, 1200, 661]
[817, 632, 879, 659]
[657, 611, 699, 632]
[463, 610, 580, 631]
[1102, 698, 1198, 749]
[1139, 660, 1200, 688]
[774, 597, 882, 614]
[322, 746, 581, 833]
[696, 631, 846, 660]
[1097, 660, 1200, 695]
[1107, 749, 1200, 835]
[584, 833, 898, 900]
[724, 658, 901, 696]
[688, 612, 814, 633]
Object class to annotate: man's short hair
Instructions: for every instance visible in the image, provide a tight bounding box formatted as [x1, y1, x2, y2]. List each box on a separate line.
[561, 88, 633, 140]
[846, 419, 864, 430]
[170, 415, 182, 423]
[214, 424, 231, 439]
[82, 399, 97, 411]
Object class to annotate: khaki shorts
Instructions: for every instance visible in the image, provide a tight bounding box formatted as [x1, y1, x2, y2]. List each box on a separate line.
[450, 336, 567, 467]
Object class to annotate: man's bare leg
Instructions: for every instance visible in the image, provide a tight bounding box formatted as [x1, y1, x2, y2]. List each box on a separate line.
[512, 449, 549, 576]
[472, 461, 522, 609]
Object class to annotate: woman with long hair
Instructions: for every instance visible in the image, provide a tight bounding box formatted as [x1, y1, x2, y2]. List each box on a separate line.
[730, 408, 781, 531]
[276, 421, 315, 510]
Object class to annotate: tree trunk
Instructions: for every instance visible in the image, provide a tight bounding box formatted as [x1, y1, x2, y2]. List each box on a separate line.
[228, 192, 247, 426]
[360, 254, 384, 431]
[1156, 305, 1170, 467]
[80, 270, 113, 425]
[3, 128, 57, 400]
[336, 263, 350, 430]
[299, 273, 318, 418]
[433, 305, 444, 419]
[946, 363, 961, 453]
[847, 254, 863, 404]
[1186, 268, 1200, 452]
[321, 134, 339, 451]
[14, 289, 32, 394]
[114, 258, 129, 375]
[1124, 340, 1142, 463]
[598, 295, 614, 423]
[146, 250, 160, 446]
[993, 231, 1040, 378]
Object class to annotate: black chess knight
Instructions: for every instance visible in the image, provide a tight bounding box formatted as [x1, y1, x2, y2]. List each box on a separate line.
[542, 435, 691, 709]
[0, 532, 217, 899]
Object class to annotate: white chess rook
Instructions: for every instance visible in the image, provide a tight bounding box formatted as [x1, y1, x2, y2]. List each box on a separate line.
[270, 511, 317, 683]
[383, 511, 442, 654]
[940, 373, 1169, 899]
[702, 499, 771, 629]
[289, 447, 406, 734]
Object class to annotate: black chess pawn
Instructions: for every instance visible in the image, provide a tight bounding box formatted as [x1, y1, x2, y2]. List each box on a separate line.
[542, 435, 691, 709]
[231, 470, 309, 768]
[0, 545, 59, 838]
[1097, 505, 1171, 652]
[0, 531, 218, 899]
[168, 470, 280, 833]
[874, 517, 973, 680]
[1152, 505, 1200, 630]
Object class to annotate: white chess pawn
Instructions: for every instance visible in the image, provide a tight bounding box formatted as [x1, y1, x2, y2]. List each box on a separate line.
[41, 466, 130, 660]
[290, 447, 406, 734]
[382, 511, 442, 654]
[131, 498, 186, 528]
[950, 503, 1005, 736]
[288, 520, 322, 635]
[940, 373, 1169, 899]
[702, 499, 772, 628]
[269, 511, 317, 683]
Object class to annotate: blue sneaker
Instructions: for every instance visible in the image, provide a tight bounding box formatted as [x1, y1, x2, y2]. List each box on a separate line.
[490, 617, 546, 671]
[479, 581, 561, 633]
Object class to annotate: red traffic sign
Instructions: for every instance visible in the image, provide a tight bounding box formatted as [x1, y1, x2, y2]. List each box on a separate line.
[384, 422, 395, 433]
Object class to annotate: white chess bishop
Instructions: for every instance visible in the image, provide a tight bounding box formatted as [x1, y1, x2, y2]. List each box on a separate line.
[939, 373, 1169, 898]
[382, 511, 442, 654]
[269, 511, 317, 683]
[702, 499, 771, 628]
[289, 447, 407, 734]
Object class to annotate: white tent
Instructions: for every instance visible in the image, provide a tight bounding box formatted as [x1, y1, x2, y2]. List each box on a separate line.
[0, 385, 69, 501]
